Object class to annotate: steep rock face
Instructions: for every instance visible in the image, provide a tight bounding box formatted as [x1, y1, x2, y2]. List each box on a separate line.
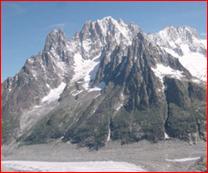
[61, 33, 201, 148]
[2, 17, 206, 149]
[2, 29, 74, 143]
[164, 77, 206, 143]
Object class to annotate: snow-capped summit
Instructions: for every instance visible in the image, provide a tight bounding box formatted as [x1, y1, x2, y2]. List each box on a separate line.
[70, 16, 140, 59]
[148, 26, 206, 81]
[94, 16, 139, 40]
[149, 26, 205, 54]
[158, 26, 198, 43]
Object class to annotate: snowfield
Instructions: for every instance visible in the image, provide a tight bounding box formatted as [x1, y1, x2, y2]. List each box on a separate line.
[152, 63, 184, 80]
[151, 63, 184, 90]
[164, 46, 206, 82]
[166, 157, 200, 162]
[2, 160, 146, 172]
[41, 82, 66, 103]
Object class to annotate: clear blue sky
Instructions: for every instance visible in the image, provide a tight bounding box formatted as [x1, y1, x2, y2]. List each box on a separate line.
[2, 2, 206, 80]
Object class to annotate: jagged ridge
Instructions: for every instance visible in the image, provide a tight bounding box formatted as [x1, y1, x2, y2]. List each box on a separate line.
[2, 17, 206, 149]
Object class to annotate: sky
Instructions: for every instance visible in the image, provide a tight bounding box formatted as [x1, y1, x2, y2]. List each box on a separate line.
[2, 2, 206, 80]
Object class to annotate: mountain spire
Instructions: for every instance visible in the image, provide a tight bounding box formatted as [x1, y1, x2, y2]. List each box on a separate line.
[43, 28, 68, 52]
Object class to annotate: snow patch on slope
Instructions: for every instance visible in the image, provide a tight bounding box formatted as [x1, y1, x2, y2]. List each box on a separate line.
[149, 26, 207, 82]
[2, 160, 146, 172]
[166, 157, 200, 162]
[20, 83, 66, 132]
[42, 82, 66, 103]
[71, 53, 101, 90]
[88, 82, 106, 92]
[107, 125, 111, 142]
[179, 52, 206, 81]
[152, 64, 184, 89]
[164, 132, 170, 140]
[165, 44, 206, 81]
[71, 90, 83, 96]
[82, 39, 92, 52]
[114, 92, 125, 111]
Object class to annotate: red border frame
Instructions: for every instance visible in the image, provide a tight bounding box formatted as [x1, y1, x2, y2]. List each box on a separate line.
[0, 1, 207, 173]
[0, 0, 207, 2]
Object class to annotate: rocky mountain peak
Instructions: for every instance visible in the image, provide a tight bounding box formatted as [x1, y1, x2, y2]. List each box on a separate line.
[159, 26, 198, 44]
[43, 28, 68, 52]
[81, 16, 139, 43]
[94, 16, 140, 41]
[72, 16, 140, 60]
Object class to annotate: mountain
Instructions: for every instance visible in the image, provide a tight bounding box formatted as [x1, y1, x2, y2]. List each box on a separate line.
[148, 26, 206, 81]
[2, 17, 206, 149]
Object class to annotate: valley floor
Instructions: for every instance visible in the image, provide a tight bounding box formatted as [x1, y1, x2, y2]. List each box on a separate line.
[2, 139, 206, 172]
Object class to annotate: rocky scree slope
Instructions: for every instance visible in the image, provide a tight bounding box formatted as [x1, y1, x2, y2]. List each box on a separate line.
[2, 17, 206, 149]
